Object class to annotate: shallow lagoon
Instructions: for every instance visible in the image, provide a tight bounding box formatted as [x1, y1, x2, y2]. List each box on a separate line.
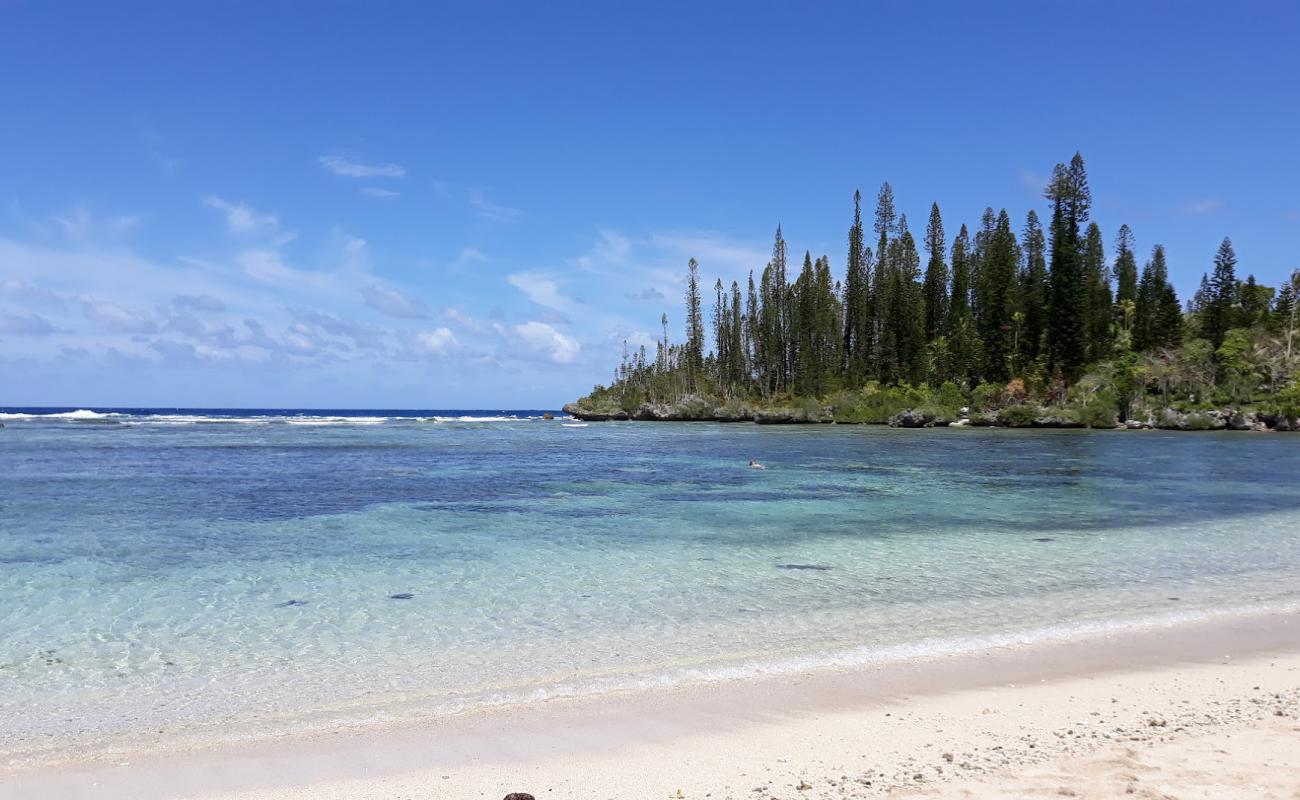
[3, 410, 1299, 754]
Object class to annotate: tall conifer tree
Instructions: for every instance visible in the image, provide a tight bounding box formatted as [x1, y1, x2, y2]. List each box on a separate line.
[921, 202, 949, 341]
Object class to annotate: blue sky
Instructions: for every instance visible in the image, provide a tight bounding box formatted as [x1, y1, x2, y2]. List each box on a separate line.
[1, 2, 1297, 408]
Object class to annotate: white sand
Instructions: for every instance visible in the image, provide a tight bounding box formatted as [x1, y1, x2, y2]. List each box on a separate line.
[4, 612, 1297, 800]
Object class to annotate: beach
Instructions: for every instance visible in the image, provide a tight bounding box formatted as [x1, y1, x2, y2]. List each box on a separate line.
[5, 609, 1296, 800]
[4, 415, 1300, 797]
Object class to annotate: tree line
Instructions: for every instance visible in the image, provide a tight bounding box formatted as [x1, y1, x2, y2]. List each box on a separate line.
[604, 153, 1300, 415]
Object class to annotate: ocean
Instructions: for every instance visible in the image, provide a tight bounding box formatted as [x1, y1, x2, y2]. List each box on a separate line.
[3, 407, 1299, 762]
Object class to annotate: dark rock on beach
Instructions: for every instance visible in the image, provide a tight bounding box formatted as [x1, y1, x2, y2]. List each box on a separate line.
[888, 410, 953, 428]
[503, 794, 536, 800]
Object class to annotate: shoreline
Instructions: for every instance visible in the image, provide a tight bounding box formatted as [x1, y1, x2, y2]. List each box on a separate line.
[562, 401, 1297, 431]
[6, 607, 1297, 800]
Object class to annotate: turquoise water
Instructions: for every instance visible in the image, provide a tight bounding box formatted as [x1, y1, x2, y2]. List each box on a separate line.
[3, 409, 1300, 758]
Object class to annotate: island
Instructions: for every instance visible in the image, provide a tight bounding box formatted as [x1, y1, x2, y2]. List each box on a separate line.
[568, 153, 1300, 432]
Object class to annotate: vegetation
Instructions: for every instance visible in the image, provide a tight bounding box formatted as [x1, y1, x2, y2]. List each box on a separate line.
[577, 153, 1300, 429]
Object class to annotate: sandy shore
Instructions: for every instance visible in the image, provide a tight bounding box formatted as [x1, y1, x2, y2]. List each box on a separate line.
[4, 611, 1297, 800]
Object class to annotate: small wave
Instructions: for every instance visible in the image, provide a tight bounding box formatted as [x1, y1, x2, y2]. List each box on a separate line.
[130, 415, 274, 426]
[0, 409, 121, 421]
[282, 416, 389, 426]
[430, 415, 527, 423]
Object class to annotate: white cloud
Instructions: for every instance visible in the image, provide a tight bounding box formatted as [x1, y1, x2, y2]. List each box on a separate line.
[469, 192, 524, 223]
[239, 249, 330, 289]
[361, 187, 400, 198]
[173, 293, 226, 313]
[575, 230, 631, 274]
[203, 195, 280, 235]
[415, 327, 458, 355]
[1018, 169, 1049, 192]
[45, 206, 142, 242]
[81, 298, 157, 333]
[362, 284, 428, 319]
[318, 155, 406, 178]
[1184, 198, 1223, 215]
[511, 320, 580, 364]
[0, 312, 56, 335]
[1, 279, 63, 306]
[454, 247, 487, 268]
[443, 307, 491, 335]
[508, 271, 578, 313]
[647, 231, 766, 274]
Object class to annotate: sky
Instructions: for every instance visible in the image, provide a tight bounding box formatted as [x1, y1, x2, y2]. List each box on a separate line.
[1, 1, 1298, 408]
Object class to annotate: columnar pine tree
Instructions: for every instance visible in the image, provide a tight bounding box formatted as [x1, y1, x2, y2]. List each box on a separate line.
[889, 218, 926, 383]
[873, 183, 897, 380]
[921, 202, 948, 341]
[729, 281, 745, 392]
[1114, 224, 1138, 304]
[1045, 153, 1091, 380]
[684, 258, 705, 391]
[842, 190, 872, 382]
[1205, 237, 1238, 350]
[1082, 222, 1114, 362]
[976, 209, 1019, 381]
[1019, 210, 1048, 366]
[947, 224, 979, 384]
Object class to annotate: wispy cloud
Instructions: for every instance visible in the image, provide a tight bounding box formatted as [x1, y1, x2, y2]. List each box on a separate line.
[0, 312, 57, 336]
[360, 186, 400, 198]
[628, 286, 665, 301]
[1018, 169, 1049, 193]
[414, 327, 458, 355]
[469, 192, 524, 223]
[508, 320, 580, 364]
[454, 247, 488, 269]
[1, 278, 64, 306]
[362, 284, 428, 319]
[81, 298, 157, 333]
[48, 206, 142, 242]
[1184, 198, 1223, 215]
[203, 195, 280, 235]
[647, 231, 766, 274]
[318, 155, 406, 178]
[508, 271, 578, 314]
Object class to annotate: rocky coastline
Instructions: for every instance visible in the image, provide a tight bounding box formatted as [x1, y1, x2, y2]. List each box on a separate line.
[562, 400, 1297, 431]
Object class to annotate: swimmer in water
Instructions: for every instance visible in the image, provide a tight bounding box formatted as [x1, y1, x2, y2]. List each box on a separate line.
[749, 458, 765, 469]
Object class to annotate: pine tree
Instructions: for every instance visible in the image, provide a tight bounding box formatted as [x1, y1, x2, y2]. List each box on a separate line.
[873, 183, 897, 380]
[1045, 153, 1091, 380]
[921, 202, 948, 341]
[729, 281, 745, 392]
[890, 219, 926, 383]
[948, 224, 971, 325]
[1019, 210, 1048, 365]
[1114, 224, 1138, 304]
[712, 278, 728, 389]
[842, 190, 872, 382]
[1204, 237, 1238, 350]
[1082, 222, 1113, 362]
[1155, 257, 1183, 348]
[977, 209, 1019, 381]
[684, 258, 705, 392]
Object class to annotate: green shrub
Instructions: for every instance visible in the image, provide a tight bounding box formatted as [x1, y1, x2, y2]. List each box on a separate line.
[999, 405, 1041, 427]
[971, 381, 1002, 411]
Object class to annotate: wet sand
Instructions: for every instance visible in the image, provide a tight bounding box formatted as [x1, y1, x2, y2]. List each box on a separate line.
[4, 609, 1297, 800]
